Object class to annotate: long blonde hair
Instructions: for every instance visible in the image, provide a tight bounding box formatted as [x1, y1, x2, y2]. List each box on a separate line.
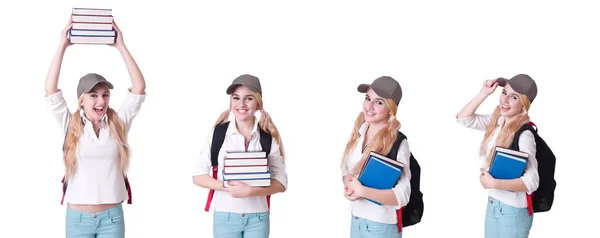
[63, 95, 130, 179]
[213, 92, 286, 159]
[341, 98, 401, 174]
[480, 94, 531, 165]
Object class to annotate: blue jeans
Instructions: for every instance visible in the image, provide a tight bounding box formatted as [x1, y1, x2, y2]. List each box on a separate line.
[213, 211, 270, 238]
[66, 204, 125, 238]
[485, 196, 533, 238]
[350, 215, 402, 238]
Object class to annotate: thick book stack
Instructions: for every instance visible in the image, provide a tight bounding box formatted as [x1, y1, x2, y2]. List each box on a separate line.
[222, 151, 271, 187]
[358, 151, 404, 205]
[489, 147, 529, 179]
[69, 8, 115, 44]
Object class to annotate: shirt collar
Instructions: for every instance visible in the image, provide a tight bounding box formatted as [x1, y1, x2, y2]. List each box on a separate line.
[226, 116, 260, 137]
[358, 122, 369, 136]
[79, 110, 109, 126]
[497, 116, 506, 126]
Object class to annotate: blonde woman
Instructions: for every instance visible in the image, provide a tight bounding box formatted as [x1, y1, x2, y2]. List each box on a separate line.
[456, 74, 540, 238]
[342, 76, 411, 238]
[45, 19, 146, 238]
[192, 74, 288, 238]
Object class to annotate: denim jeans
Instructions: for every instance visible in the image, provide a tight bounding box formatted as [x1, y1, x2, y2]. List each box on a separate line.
[350, 215, 402, 238]
[65, 203, 125, 238]
[485, 196, 533, 238]
[213, 211, 270, 238]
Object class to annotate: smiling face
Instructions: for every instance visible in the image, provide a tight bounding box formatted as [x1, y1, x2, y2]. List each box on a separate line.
[80, 84, 111, 122]
[230, 85, 259, 122]
[363, 88, 391, 124]
[499, 83, 525, 118]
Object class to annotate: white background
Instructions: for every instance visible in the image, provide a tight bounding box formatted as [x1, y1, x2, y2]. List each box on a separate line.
[1, 0, 598, 237]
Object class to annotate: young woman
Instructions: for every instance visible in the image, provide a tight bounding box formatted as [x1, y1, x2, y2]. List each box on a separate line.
[455, 74, 540, 238]
[45, 19, 146, 238]
[342, 76, 411, 238]
[192, 74, 288, 238]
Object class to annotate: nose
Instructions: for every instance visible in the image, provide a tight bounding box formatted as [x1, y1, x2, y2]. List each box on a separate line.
[97, 96, 105, 105]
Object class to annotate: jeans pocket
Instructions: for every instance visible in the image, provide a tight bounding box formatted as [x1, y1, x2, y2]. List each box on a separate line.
[257, 212, 270, 222]
[499, 205, 520, 217]
[365, 221, 390, 234]
[110, 213, 125, 224]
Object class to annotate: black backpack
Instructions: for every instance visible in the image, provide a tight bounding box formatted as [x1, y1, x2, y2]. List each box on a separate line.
[386, 131, 424, 232]
[204, 121, 273, 212]
[510, 122, 556, 214]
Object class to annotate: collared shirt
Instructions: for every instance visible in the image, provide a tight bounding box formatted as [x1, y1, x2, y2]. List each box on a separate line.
[342, 122, 412, 224]
[192, 117, 288, 214]
[456, 114, 539, 208]
[45, 89, 146, 204]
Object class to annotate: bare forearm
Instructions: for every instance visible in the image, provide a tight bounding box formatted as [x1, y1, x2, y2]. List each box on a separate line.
[193, 175, 226, 191]
[249, 180, 285, 196]
[493, 178, 528, 192]
[358, 187, 398, 206]
[117, 46, 146, 94]
[45, 45, 68, 96]
[456, 92, 488, 119]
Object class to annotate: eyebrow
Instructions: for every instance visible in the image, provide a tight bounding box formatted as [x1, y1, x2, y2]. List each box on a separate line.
[232, 94, 255, 98]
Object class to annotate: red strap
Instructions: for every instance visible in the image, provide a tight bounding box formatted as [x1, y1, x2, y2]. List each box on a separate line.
[526, 193, 533, 216]
[266, 195, 271, 213]
[60, 176, 66, 205]
[124, 176, 132, 204]
[396, 207, 404, 233]
[528, 121, 538, 131]
[204, 167, 218, 212]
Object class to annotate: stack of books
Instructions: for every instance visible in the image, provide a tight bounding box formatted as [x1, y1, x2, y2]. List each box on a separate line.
[358, 151, 405, 205]
[69, 7, 115, 44]
[488, 147, 529, 179]
[222, 151, 271, 187]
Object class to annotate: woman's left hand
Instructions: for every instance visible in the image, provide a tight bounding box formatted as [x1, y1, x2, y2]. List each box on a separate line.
[225, 181, 253, 198]
[479, 168, 497, 189]
[110, 21, 126, 50]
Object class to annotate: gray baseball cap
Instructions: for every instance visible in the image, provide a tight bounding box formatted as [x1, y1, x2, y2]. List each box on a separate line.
[77, 73, 114, 98]
[226, 74, 262, 95]
[496, 74, 538, 103]
[357, 76, 403, 105]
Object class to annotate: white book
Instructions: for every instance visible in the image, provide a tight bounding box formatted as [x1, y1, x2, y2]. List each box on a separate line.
[224, 166, 268, 174]
[72, 23, 113, 30]
[70, 29, 115, 36]
[68, 35, 115, 44]
[224, 158, 268, 166]
[223, 172, 271, 180]
[72, 15, 113, 23]
[226, 151, 267, 159]
[72, 8, 112, 16]
[224, 179, 271, 187]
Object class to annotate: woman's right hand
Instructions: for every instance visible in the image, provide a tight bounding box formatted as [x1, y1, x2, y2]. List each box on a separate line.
[344, 184, 361, 201]
[59, 19, 73, 48]
[480, 79, 499, 96]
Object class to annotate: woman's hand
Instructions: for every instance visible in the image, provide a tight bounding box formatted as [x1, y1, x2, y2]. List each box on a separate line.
[110, 21, 126, 51]
[480, 168, 497, 189]
[225, 181, 253, 198]
[480, 79, 499, 96]
[344, 184, 361, 201]
[59, 18, 73, 49]
[346, 175, 366, 198]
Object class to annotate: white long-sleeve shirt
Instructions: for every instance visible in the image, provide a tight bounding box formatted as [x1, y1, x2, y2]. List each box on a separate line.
[192, 117, 288, 214]
[45, 89, 146, 204]
[456, 114, 540, 208]
[342, 122, 412, 224]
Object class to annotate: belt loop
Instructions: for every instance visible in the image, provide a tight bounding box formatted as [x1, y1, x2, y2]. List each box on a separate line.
[228, 212, 231, 221]
[79, 212, 83, 223]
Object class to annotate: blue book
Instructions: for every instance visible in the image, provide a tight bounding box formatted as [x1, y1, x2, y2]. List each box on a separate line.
[489, 147, 529, 179]
[358, 152, 404, 205]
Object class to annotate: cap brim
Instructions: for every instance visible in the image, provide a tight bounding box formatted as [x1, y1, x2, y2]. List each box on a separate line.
[496, 78, 508, 87]
[83, 81, 114, 94]
[357, 84, 370, 93]
[226, 84, 242, 94]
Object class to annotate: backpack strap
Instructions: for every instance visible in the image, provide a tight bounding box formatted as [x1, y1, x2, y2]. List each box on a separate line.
[510, 121, 537, 216]
[204, 121, 230, 212]
[258, 128, 273, 212]
[386, 131, 406, 233]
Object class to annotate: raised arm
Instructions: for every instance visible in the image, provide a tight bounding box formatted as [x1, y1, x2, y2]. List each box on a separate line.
[111, 22, 146, 95]
[45, 19, 73, 96]
[456, 79, 498, 119]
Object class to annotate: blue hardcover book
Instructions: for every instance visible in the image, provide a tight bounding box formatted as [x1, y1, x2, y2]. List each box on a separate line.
[489, 147, 529, 179]
[358, 152, 404, 205]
